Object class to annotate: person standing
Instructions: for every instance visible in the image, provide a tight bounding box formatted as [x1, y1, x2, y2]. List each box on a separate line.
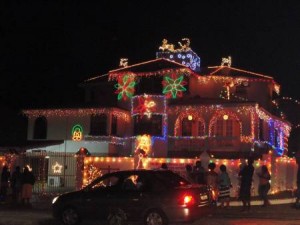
[218, 164, 231, 208]
[239, 159, 254, 212]
[185, 164, 195, 183]
[257, 165, 271, 207]
[21, 166, 35, 206]
[0, 165, 11, 203]
[205, 162, 219, 204]
[193, 160, 206, 185]
[11, 166, 22, 204]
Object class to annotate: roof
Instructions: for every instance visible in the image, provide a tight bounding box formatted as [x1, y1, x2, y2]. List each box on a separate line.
[200, 66, 274, 80]
[109, 58, 194, 79]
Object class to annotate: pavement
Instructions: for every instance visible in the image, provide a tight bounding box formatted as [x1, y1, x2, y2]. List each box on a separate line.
[0, 193, 300, 225]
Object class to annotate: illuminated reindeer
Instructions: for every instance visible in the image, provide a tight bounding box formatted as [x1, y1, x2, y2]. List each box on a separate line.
[178, 38, 191, 51]
[159, 39, 175, 52]
[221, 56, 232, 67]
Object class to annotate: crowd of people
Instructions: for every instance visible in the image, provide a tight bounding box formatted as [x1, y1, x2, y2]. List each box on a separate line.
[0, 165, 36, 205]
[183, 159, 271, 211]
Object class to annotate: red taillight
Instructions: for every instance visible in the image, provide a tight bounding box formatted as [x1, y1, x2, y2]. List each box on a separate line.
[179, 194, 195, 206]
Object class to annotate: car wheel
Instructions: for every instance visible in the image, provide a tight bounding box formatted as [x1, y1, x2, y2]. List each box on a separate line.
[144, 209, 167, 225]
[61, 207, 80, 225]
[107, 208, 127, 225]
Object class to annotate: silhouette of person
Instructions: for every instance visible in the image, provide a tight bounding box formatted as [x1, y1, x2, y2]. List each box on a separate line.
[193, 160, 206, 184]
[161, 163, 168, 170]
[257, 165, 271, 207]
[239, 159, 254, 211]
[11, 166, 22, 204]
[21, 166, 35, 205]
[0, 165, 10, 203]
[218, 164, 231, 208]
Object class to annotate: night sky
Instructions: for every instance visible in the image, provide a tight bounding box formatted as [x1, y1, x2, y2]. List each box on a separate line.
[1, 0, 300, 110]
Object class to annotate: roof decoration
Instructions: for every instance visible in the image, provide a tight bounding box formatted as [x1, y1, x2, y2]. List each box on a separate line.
[221, 56, 232, 67]
[114, 73, 136, 100]
[157, 38, 200, 72]
[119, 58, 128, 67]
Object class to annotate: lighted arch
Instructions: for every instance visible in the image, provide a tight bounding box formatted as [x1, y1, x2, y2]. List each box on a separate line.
[209, 110, 242, 138]
[174, 111, 206, 136]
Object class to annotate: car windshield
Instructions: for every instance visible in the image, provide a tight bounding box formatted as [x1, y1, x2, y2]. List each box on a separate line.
[154, 171, 190, 187]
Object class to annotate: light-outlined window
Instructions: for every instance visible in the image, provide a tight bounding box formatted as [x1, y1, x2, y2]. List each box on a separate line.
[90, 114, 107, 136]
[211, 117, 240, 137]
[33, 116, 47, 139]
[182, 118, 192, 136]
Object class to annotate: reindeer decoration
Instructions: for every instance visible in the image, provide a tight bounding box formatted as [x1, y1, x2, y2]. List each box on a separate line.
[221, 56, 232, 67]
[119, 58, 128, 67]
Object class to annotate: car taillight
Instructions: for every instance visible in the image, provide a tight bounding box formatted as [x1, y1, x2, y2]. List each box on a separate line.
[178, 194, 196, 207]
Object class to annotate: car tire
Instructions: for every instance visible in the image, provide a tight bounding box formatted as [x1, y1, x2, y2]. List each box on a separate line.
[144, 209, 168, 225]
[107, 208, 127, 225]
[61, 207, 80, 225]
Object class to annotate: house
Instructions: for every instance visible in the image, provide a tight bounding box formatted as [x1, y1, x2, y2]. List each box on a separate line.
[22, 40, 293, 193]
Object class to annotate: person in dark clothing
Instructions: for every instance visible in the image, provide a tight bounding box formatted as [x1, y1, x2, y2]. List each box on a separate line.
[193, 160, 206, 185]
[21, 166, 35, 205]
[11, 166, 22, 204]
[0, 165, 11, 202]
[257, 165, 271, 207]
[239, 159, 254, 211]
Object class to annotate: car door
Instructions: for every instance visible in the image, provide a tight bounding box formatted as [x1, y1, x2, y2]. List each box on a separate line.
[112, 172, 153, 221]
[80, 174, 122, 221]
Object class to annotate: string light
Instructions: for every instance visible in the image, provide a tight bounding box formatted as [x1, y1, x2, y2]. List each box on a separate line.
[162, 73, 187, 98]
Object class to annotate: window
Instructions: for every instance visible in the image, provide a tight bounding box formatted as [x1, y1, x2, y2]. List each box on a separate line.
[133, 115, 162, 136]
[111, 115, 117, 136]
[33, 116, 47, 139]
[90, 114, 107, 136]
[213, 118, 239, 137]
[182, 118, 192, 136]
[91, 175, 120, 190]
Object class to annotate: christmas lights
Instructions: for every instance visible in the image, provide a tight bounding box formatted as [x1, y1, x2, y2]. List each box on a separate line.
[23, 108, 130, 122]
[52, 162, 63, 174]
[162, 73, 187, 98]
[114, 73, 136, 100]
[72, 124, 83, 141]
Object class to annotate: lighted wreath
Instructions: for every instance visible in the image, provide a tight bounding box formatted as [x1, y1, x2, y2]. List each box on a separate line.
[162, 73, 187, 98]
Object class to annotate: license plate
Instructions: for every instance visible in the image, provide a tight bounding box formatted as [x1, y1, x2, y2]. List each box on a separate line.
[200, 194, 208, 200]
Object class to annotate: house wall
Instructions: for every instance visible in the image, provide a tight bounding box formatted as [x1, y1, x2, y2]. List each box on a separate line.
[189, 76, 273, 110]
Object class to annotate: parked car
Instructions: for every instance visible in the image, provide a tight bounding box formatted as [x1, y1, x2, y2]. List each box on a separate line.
[52, 169, 213, 225]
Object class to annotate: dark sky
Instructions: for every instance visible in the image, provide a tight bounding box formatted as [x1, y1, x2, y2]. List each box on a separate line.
[1, 0, 300, 110]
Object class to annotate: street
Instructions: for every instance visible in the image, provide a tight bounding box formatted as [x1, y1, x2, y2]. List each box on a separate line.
[1, 203, 300, 225]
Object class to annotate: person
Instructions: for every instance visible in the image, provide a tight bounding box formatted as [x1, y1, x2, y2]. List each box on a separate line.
[295, 161, 300, 208]
[205, 162, 219, 203]
[161, 163, 168, 170]
[193, 160, 206, 185]
[239, 159, 254, 212]
[185, 164, 195, 183]
[256, 165, 271, 207]
[11, 166, 22, 204]
[0, 165, 11, 203]
[218, 164, 231, 208]
[21, 166, 35, 205]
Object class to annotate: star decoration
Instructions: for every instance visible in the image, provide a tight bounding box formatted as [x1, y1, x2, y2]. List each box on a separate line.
[114, 74, 136, 100]
[162, 74, 187, 98]
[52, 162, 63, 174]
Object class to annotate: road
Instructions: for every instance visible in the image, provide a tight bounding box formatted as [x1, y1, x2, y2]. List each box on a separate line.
[1, 203, 300, 225]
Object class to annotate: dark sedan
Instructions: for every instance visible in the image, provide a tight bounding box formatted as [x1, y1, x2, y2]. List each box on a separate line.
[52, 169, 213, 225]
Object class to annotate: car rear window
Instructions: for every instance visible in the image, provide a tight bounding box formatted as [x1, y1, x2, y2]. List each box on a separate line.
[154, 171, 190, 187]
